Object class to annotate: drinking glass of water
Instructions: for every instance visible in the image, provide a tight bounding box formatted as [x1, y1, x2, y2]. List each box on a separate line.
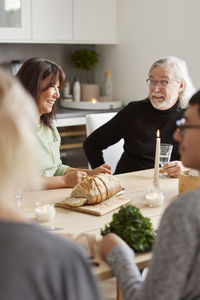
[159, 143, 173, 177]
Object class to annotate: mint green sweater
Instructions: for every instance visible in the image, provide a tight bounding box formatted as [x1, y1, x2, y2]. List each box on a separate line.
[36, 120, 67, 177]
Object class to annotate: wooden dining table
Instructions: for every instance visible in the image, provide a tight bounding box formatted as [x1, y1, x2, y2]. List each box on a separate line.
[21, 168, 179, 299]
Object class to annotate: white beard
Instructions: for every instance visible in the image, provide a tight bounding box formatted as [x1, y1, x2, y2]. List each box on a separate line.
[149, 93, 177, 110]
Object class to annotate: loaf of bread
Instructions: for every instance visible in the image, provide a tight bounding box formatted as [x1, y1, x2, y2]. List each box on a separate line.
[64, 173, 122, 207]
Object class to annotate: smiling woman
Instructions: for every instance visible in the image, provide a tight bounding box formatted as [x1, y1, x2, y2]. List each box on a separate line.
[17, 58, 65, 129]
[38, 74, 60, 116]
[16, 58, 112, 190]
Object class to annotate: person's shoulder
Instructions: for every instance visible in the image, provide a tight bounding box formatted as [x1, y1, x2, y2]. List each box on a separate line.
[34, 224, 84, 253]
[126, 98, 149, 107]
[177, 187, 200, 206]
[40, 120, 56, 129]
[37, 121, 51, 132]
[8, 222, 85, 260]
[42, 231, 88, 269]
[157, 188, 200, 234]
[51, 119, 57, 127]
[166, 187, 200, 219]
[122, 99, 149, 113]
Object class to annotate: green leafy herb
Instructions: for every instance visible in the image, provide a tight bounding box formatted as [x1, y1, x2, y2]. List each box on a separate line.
[101, 205, 156, 252]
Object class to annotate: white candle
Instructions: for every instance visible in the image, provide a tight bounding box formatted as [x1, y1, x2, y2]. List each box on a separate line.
[91, 98, 98, 103]
[35, 204, 56, 222]
[145, 187, 164, 207]
[153, 129, 160, 188]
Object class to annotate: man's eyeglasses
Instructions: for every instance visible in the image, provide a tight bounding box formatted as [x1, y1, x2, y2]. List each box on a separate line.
[176, 118, 200, 136]
[146, 79, 180, 89]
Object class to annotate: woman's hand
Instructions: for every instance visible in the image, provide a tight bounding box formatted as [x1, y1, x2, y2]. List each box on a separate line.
[91, 163, 112, 175]
[63, 170, 87, 187]
[101, 233, 126, 260]
[159, 160, 183, 178]
[63, 164, 112, 186]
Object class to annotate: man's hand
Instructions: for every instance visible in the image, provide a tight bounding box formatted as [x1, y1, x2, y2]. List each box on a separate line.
[91, 164, 112, 175]
[159, 160, 183, 178]
[101, 233, 126, 260]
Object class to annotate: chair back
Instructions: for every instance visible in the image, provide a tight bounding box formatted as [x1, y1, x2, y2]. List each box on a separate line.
[86, 112, 124, 173]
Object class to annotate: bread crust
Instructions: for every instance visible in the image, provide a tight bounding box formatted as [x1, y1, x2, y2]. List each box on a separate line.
[70, 173, 122, 205]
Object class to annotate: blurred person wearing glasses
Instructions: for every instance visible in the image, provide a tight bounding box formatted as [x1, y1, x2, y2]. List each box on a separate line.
[0, 68, 102, 300]
[84, 56, 195, 177]
[101, 90, 200, 299]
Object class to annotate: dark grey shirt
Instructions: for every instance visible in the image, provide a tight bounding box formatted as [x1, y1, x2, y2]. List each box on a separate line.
[107, 188, 200, 299]
[0, 221, 102, 300]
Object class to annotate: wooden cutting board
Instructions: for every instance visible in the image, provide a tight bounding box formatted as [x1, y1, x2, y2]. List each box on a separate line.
[55, 196, 131, 216]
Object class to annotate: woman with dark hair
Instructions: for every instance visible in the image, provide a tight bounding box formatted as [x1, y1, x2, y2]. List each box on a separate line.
[17, 58, 111, 189]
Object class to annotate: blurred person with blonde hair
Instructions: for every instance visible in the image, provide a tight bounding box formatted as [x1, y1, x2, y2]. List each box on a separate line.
[0, 68, 102, 300]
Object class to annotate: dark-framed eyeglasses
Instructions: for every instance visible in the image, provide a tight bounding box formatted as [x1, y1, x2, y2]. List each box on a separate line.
[176, 118, 200, 136]
[146, 79, 180, 89]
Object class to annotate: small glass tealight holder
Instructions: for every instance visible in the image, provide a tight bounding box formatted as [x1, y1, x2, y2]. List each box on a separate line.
[34, 202, 56, 222]
[144, 186, 164, 207]
[15, 187, 24, 208]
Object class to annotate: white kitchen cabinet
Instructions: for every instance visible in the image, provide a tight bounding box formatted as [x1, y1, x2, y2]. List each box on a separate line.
[32, 0, 72, 41]
[0, 0, 31, 40]
[73, 0, 117, 43]
[0, 0, 117, 44]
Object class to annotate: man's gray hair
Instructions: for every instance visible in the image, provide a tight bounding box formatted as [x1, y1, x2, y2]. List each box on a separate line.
[149, 56, 196, 108]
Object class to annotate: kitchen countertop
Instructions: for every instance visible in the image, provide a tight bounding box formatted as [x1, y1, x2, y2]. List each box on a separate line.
[56, 104, 122, 118]
[55, 103, 123, 127]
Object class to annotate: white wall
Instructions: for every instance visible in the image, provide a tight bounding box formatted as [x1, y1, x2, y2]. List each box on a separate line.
[95, 0, 200, 105]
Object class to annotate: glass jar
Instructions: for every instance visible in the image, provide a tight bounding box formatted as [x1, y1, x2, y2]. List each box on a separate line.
[102, 71, 112, 101]
[63, 76, 71, 97]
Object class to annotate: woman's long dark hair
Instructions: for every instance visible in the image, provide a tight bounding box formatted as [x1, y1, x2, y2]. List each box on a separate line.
[17, 58, 65, 128]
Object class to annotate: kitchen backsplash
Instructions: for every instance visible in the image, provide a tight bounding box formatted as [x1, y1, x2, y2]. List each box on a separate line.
[0, 43, 95, 84]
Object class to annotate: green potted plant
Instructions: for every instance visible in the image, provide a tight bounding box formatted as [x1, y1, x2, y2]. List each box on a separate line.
[71, 48, 100, 101]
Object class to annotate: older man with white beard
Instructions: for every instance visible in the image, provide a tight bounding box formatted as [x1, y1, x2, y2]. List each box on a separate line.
[83, 56, 195, 177]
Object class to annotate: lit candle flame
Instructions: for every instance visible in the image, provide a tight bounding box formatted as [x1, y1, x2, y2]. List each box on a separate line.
[157, 129, 160, 138]
[91, 98, 97, 103]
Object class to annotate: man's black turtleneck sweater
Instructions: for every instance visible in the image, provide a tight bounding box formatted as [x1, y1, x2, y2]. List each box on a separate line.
[83, 99, 184, 174]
